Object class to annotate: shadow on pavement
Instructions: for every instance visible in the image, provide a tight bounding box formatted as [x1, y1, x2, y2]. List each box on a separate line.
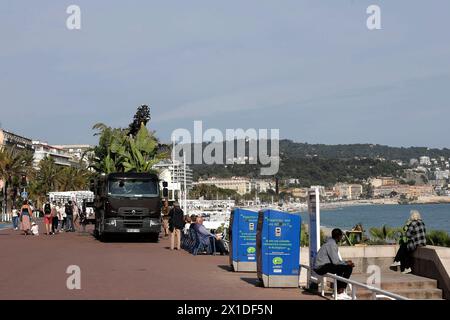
[240, 277, 262, 287]
[218, 265, 233, 272]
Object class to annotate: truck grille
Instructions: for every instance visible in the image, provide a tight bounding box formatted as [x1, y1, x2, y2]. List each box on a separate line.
[124, 221, 143, 228]
[118, 207, 149, 215]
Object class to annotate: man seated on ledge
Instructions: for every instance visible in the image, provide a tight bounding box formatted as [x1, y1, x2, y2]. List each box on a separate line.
[313, 228, 355, 300]
[192, 215, 228, 255]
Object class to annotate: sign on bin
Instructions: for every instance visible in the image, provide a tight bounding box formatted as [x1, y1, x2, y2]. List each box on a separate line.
[256, 209, 301, 288]
[229, 208, 258, 272]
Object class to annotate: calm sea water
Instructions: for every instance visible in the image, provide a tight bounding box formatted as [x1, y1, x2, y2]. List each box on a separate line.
[298, 204, 450, 234]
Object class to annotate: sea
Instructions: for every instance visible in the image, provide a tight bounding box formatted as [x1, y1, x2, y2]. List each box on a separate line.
[297, 204, 450, 234]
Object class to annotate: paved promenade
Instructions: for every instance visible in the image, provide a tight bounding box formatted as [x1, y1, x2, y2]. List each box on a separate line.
[0, 222, 322, 300]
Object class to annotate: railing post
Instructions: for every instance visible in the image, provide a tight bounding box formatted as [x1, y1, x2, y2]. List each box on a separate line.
[352, 286, 356, 300]
[334, 279, 338, 300]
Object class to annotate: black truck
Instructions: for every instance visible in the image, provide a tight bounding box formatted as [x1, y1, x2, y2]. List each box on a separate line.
[91, 172, 163, 242]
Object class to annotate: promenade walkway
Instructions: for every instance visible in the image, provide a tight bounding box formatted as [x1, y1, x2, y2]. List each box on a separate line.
[0, 222, 322, 300]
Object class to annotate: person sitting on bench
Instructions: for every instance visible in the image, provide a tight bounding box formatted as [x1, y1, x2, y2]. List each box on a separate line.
[314, 228, 355, 300]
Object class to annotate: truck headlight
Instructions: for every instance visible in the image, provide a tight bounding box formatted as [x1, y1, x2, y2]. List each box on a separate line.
[106, 219, 117, 227]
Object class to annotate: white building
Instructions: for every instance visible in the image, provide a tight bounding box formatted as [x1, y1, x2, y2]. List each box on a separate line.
[53, 144, 93, 164]
[153, 159, 193, 200]
[32, 141, 71, 168]
[194, 177, 252, 195]
[419, 156, 431, 166]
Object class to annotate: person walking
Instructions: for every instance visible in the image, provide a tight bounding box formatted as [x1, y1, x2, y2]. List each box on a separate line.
[19, 200, 33, 236]
[161, 199, 170, 238]
[313, 228, 355, 300]
[168, 202, 185, 250]
[65, 201, 74, 232]
[12, 206, 19, 230]
[43, 201, 52, 235]
[51, 202, 58, 234]
[391, 210, 427, 274]
[57, 203, 64, 233]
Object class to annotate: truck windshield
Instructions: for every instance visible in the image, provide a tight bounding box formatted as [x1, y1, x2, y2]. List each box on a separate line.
[108, 179, 159, 197]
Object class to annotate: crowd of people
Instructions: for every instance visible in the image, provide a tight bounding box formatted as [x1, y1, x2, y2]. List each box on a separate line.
[162, 200, 229, 255]
[12, 199, 88, 236]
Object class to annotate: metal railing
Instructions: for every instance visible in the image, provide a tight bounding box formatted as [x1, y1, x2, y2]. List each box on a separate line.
[300, 264, 409, 300]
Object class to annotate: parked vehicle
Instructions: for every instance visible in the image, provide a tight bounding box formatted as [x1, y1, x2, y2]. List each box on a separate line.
[90, 172, 162, 242]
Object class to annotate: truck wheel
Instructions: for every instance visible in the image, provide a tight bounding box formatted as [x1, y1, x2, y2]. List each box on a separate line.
[149, 233, 159, 243]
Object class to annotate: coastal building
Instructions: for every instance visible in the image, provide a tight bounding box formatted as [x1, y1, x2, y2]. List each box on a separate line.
[373, 185, 435, 198]
[52, 144, 93, 164]
[0, 128, 33, 151]
[369, 177, 398, 188]
[410, 158, 419, 167]
[334, 183, 363, 200]
[194, 177, 251, 195]
[251, 179, 275, 193]
[419, 156, 431, 166]
[32, 141, 72, 168]
[153, 159, 194, 200]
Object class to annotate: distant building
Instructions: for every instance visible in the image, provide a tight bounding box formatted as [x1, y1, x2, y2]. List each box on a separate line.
[409, 158, 419, 167]
[194, 177, 251, 195]
[419, 156, 431, 166]
[32, 141, 72, 168]
[53, 144, 93, 164]
[334, 183, 363, 200]
[251, 179, 274, 193]
[153, 159, 193, 200]
[369, 177, 397, 188]
[0, 128, 33, 151]
[373, 185, 435, 198]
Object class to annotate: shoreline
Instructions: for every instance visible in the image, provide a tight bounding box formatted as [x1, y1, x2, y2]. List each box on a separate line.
[320, 196, 450, 210]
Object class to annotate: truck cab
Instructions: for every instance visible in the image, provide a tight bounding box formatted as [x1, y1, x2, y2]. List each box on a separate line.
[92, 172, 162, 241]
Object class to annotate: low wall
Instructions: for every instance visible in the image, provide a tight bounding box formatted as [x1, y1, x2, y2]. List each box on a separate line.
[299, 245, 398, 285]
[412, 246, 450, 300]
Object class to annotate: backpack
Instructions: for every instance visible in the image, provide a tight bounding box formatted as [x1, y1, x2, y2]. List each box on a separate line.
[44, 203, 51, 214]
[65, 204, 73, 216]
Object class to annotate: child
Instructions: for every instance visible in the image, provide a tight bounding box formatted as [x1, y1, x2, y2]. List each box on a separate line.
[31, 222, 39, 236]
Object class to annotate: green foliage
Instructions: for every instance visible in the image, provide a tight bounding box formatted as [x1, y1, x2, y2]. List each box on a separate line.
[91, 114, 167, 174]
[369, 225, 404, 244]
[426, 230, 450, 247]
[300, 224, 326, 247]
[128, 104, 151, 137]
[0, 147, 34, 211]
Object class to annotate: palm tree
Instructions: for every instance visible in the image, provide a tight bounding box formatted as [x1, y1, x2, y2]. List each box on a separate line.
[57, 166, 91, 191]
[0, 147, 34, 213]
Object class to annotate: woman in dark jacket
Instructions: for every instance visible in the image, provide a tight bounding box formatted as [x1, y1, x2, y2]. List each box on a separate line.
[391, 210, 426, 274]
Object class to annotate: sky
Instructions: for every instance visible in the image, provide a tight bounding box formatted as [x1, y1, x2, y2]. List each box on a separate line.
[1, 0, 449, 148]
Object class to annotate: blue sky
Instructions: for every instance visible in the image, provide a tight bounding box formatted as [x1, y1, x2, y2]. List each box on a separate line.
[1, 1, 449, 147]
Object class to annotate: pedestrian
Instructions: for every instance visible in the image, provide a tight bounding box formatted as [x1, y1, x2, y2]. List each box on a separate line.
[51, 202, 58, 234]
[162, 199, 170, 237]
[12, 206, 19, 230]
[57, 203, 64, 232]
[65, 201, 74, 232]
[73, 201, 79, 231]
[19, 200, 33, 236]
[313, 228, 355, 300]
[79, 201, 87, 233]
[168, 202, 185, 250]
[43, 201, 52, 235]
[391, 210, 427, 274]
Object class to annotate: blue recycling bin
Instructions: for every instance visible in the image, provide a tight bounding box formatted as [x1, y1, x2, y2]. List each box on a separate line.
[256, 209, 302, 287]
[229, 208, 258, 272]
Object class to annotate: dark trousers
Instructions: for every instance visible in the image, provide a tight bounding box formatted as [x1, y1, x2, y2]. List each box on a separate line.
[52, 216, 59, 233]
[315, 264, 353, 290]
[394, 243, 413, 271]
[209, 238, 228, 255]
[62, 217, 67, 230]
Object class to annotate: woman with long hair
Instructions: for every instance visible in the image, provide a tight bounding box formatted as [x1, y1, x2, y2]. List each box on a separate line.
[19, 200, 33, 236]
